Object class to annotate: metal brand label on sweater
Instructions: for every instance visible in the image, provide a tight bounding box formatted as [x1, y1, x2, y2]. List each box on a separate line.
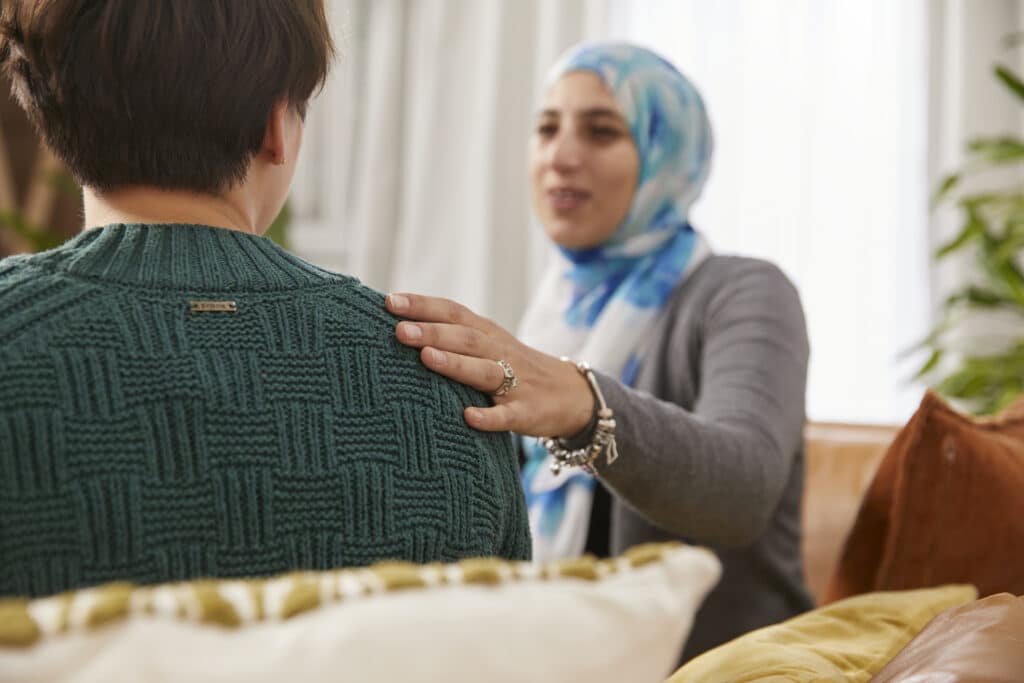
[189, 301, 238, 313]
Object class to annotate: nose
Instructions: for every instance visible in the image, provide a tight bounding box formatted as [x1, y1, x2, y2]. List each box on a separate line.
[548, 129, 583, 174]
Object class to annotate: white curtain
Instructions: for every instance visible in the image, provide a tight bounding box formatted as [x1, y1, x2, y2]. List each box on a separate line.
[290, 0, 606, 329]
[605, 0, 932, 424]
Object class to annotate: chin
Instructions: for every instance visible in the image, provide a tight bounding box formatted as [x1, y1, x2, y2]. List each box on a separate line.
[544, 222, 604, 251]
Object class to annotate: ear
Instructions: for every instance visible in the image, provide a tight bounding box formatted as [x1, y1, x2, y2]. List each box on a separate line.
[261, 100, 290, 166]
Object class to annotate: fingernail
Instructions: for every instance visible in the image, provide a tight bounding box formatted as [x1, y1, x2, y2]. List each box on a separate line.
[402, 323, 422, 341]
[388, 294, 409, 312]
[427, 348, 446, 366]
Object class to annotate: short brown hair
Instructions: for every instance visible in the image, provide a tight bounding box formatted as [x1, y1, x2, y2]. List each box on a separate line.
[0, 0, 334, 194]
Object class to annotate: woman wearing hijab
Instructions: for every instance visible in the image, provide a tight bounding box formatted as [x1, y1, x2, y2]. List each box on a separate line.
[386, 42, 813, 661]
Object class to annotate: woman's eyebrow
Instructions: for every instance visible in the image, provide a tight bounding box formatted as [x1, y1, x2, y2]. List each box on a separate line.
[537, 107, 624, 121]
[579, 107, 623, 120]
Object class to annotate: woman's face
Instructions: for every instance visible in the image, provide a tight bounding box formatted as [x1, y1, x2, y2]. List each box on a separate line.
[529, 71, 640, 250]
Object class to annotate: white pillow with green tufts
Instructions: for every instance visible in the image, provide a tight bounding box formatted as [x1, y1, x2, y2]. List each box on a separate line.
[0, 543, 720, 683]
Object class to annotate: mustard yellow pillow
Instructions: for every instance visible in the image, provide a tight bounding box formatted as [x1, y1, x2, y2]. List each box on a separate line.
[668, 584, 977, 683]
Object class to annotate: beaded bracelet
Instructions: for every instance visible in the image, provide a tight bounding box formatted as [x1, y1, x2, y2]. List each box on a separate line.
[540, 359, 619, 475]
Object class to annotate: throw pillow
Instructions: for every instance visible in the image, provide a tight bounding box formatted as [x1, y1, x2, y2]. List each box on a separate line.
[826, 391, 1024, 602]
[668, 584, 977, 683]
[0, 542, 720, 683]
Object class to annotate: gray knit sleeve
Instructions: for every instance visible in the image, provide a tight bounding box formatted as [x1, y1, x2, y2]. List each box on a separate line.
[592, 260, 809, 546]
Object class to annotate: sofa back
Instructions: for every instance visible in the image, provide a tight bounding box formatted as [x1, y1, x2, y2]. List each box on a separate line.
[802, 422, 897, 604]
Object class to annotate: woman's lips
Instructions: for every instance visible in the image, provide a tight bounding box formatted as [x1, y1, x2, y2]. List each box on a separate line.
[547, 188, 591, 212]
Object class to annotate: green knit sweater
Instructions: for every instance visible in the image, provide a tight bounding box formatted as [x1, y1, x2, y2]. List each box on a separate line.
[0, 223, 530, 598]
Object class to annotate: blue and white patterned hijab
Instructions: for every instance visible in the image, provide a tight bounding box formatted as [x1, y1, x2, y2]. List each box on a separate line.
[518, 42, 714, 562]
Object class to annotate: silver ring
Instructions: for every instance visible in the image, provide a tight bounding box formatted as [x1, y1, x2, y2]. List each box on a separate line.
[492, 359, 518, 397]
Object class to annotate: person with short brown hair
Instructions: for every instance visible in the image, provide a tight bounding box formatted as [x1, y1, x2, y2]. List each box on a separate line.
[0, 0, 530, 599]
[2, 0, 333, 194]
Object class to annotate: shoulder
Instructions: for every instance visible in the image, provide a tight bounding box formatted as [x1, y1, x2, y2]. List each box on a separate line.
[693, 255, 797, 295]
[0, 241, 99, 299]
[684, 255, 802, 313]
[0, 252, 104, 347]
[0, 251, 43, 287]
[315, 280, 509, 445]
[668, 254, 807, 345]
[305, 278, 404, 348]
[0, 235, 91, 284]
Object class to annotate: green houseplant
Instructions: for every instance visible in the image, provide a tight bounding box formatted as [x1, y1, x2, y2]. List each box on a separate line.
[0, 169, 77, 254]
[917, 63, 1024, 414]
[0, 207, 64, 253]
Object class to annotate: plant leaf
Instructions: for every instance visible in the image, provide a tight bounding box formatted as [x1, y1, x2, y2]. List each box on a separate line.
[1003, 31, 1024, 49]
[936, 209, 984, 257]
[932, 173, 960, 207]
[979, 230, 1024, 304]
[936, 370, 990, 399]
[944, 286, 1016, 309]
[987, 386, 1023, 414]
[961, 192, 1024, 210]
[913, 349, 943, 380]
[994, 231, 1024, 262]
[996, 261, 1024, 305]
[995, 64, 1024, 102]
[967, 136, 1024, 163]
[897, 318, 954, 359]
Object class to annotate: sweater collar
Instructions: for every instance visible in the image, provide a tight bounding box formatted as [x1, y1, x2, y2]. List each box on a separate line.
[44, 223, 338, 291]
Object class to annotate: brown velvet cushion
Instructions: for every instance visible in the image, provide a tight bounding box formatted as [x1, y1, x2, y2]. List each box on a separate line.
[871, 592, 1024, 682]
[826, 391, 1024, 602]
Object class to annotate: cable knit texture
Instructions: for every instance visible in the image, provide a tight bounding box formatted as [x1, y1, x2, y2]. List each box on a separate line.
[0, 223, 530, 598]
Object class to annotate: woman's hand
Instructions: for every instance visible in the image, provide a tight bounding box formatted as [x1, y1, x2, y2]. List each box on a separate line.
[386, 293, 594, 437]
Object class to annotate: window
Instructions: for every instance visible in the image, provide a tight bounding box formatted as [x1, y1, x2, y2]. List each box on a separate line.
[606, 0, 931, 423]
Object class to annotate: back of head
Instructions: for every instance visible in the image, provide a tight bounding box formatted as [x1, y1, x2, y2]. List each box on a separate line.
[0, 0, 334, 195]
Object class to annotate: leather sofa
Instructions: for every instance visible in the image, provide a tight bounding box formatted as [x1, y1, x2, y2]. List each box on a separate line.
[801, 422, 898, 604]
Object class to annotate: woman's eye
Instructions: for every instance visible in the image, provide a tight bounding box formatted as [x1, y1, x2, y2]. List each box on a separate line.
[536, 123, 558, 137]
[591, 127, 620, 140]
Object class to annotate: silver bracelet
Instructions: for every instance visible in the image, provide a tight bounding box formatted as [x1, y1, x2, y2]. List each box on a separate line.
[540, 359, 619, 476]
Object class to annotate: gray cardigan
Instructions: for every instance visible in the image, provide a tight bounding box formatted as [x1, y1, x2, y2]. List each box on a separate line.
[590, 254, 814, 662]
